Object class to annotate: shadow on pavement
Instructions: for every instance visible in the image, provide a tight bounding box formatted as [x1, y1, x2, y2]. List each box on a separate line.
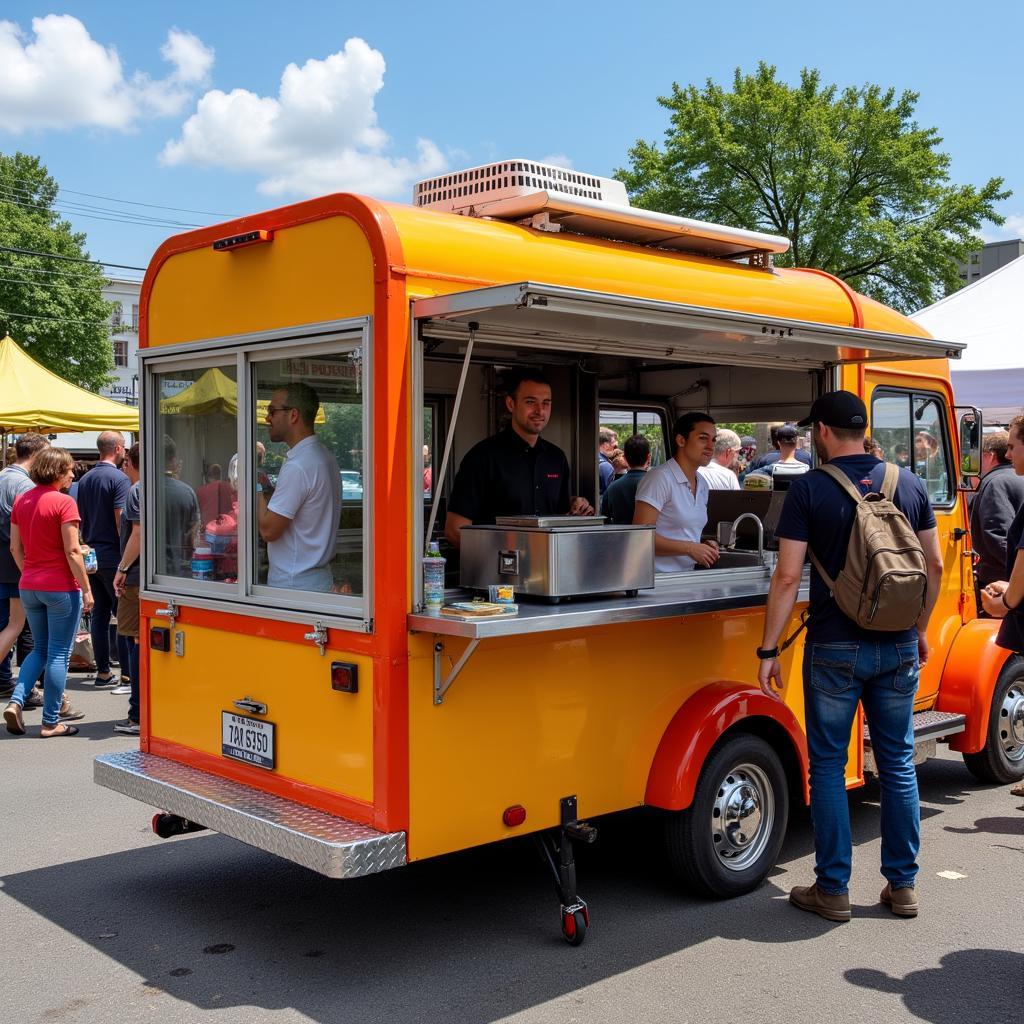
[0, 756, 1009, 1023]
[944, 815, 1024, 836]
[846, 950, 1024, 1023]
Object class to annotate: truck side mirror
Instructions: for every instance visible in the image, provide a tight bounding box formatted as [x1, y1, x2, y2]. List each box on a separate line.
[955, 406, 982, 489]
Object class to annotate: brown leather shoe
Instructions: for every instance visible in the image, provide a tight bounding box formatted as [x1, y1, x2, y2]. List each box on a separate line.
[789, 883, 851, 922]
[1010, 782, 1024, 798]
[880, 883, 918, 917]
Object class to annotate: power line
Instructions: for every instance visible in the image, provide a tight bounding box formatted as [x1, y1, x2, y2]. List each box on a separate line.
[0, 308, 113, 327]
[0, 273, 108, 292]
[0, 188, 203, 229]
[0, 246, 146, 272]
[0, 261, 138, 284]
[7, 177, 236, 218]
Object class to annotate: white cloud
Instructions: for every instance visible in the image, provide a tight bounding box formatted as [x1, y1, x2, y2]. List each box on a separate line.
[981, 213, 1024, 243]
[540, 153, 574, 169]
[0, 15, 213, 133]
[161, 37, 446, 200]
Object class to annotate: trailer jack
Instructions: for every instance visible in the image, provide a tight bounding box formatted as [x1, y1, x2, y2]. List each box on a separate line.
[151, 812, 208, 840]
[534, 795, 597, 946]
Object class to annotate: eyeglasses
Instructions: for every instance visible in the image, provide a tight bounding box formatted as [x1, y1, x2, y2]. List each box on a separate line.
[265, 405, 294, 417]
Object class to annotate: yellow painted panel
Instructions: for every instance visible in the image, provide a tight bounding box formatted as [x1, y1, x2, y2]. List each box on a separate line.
[384, 202, 930, 338]
[406, 607, 833, 861]
[147, 216, 375, 347]
[149, 625, 374, 801]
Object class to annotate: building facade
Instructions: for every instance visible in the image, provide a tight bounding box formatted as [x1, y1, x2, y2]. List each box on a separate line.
[101, 276, 142, 406]
[957, 238, 1024, 286]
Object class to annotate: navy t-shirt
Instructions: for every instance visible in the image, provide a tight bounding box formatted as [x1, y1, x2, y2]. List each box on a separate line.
[776, 455, 936, 643]
[77, 462, 129, 569]
[448, 428, 571, 524]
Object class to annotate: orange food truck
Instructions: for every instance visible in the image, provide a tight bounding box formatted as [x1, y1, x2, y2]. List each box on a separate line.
[95, 160, 1024, 946]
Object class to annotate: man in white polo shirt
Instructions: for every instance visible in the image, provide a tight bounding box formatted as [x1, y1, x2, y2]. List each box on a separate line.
[257, 382, 342, 592]
[634, 412, 721, 571]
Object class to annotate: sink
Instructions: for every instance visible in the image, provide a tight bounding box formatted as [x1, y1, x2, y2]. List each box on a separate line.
[694, 550, 763, 571]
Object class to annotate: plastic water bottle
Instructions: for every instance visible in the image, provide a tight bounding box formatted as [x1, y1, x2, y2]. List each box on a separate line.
[423, 541, 446, 614]
[191, 547, 215, 581]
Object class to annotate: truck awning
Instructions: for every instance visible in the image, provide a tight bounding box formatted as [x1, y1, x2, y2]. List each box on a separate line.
[413, 282, 964, 371]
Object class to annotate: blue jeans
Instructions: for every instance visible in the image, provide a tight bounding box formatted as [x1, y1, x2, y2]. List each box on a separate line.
[803, 639, 921, 895]
[127, 637, 140, 723]
[12, 589, 83, 726]
[90, 567, 130, 676]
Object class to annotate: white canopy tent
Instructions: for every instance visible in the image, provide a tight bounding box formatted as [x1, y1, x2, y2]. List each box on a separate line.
[913, 255, 1024, 424]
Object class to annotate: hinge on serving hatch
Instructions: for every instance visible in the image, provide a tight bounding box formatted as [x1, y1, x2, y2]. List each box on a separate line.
[303, 620, 328, 656]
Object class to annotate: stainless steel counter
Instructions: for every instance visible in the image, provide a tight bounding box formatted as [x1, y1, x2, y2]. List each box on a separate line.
[408, 565, 809, 640]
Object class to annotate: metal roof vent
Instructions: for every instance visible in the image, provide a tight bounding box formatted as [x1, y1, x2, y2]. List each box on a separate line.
[414, 159, 629, 211]
[412, 160, 789, 263]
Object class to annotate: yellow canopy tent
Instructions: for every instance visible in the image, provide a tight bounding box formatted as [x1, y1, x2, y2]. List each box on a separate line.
[0, 334, 139, 433]
[161, 367, 325, 423]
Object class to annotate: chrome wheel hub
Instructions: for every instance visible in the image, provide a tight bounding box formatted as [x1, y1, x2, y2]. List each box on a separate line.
[711, 762, 775, 871]
[999, 681, 1024, 763]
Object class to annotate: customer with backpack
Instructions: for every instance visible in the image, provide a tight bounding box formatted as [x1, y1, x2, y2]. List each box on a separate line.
[756, 391, 944, 922]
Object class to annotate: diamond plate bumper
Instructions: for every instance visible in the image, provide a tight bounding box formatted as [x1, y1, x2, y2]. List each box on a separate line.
[95, 750, 406, 879]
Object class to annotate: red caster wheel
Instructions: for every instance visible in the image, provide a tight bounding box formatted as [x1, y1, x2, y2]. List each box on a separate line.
[560, 904, 589, 947]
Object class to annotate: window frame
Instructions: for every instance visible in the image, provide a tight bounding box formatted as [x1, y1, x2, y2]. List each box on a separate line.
[598, 402, 671, 468]
[140, 317, 374, 632]
[870, 386, 956, 510]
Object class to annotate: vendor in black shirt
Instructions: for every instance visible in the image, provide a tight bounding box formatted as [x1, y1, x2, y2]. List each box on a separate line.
[444, 370, 594, 547]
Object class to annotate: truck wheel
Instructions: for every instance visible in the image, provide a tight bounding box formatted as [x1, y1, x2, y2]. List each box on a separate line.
[664, 733, 789, 899]
[963, 655, 1024, 784]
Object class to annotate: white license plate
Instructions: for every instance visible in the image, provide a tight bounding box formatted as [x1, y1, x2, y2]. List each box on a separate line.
[221, 712, 275, 770]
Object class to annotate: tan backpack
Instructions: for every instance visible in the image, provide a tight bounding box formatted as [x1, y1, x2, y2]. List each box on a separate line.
[809, 463, 928, 631]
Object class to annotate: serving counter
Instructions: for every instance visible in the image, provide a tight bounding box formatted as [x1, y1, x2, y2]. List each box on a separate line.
[408, 563, 809, 703]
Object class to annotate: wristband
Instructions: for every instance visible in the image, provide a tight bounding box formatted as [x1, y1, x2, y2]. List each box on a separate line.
[756, 646, 780, 660]
[116, 566, 129, 574]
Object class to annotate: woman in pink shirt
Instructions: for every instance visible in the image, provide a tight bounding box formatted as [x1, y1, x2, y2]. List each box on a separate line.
[3, 448, 95, 737]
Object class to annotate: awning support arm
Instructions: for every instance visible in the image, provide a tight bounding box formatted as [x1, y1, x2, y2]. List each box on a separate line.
[423, 323, 476, 549]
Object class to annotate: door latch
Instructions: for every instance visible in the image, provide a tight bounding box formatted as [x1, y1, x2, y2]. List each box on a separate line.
[233, 697, 267, 715]
[304, 620, 328, 656]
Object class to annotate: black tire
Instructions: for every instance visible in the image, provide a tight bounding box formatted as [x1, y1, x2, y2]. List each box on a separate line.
[963, 654, 1024, 784]
[665, 732, 789, 899]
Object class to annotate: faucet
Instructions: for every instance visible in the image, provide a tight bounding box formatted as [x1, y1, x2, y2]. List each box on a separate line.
[726, 513, 764, 567]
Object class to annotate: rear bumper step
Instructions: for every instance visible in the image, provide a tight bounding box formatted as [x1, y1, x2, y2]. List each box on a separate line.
[863, 710, 967, 774]
[95, 751, 406, 879]
[864, 710, 967, 747]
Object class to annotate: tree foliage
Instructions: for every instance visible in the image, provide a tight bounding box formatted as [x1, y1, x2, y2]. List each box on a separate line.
[617, 64, 1010, 312]
[0, 151, 115, 389]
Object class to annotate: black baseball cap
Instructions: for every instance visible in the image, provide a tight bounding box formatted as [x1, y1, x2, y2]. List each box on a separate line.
[797, 390, 868, 429]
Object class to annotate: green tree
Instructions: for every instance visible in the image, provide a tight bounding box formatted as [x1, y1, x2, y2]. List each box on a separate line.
[617, 64, 1010, 312]
[0, 151, 115, 389]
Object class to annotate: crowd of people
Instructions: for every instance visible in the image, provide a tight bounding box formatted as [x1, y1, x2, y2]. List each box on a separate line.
[1, 430, 141, 739]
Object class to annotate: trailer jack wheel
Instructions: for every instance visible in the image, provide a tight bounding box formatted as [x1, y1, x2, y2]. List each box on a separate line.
[151, 812, 208, 839]
[535, 795, 597, 946]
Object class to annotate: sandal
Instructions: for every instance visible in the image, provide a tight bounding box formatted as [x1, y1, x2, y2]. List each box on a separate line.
[4, 702, 25, 735]
[41, 723, 79, 738]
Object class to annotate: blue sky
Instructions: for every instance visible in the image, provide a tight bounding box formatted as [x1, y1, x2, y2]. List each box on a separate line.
[2, 1, 1022, 275]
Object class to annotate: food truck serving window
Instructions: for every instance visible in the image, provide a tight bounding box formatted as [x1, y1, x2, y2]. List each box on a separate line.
[142, 321, 372, 630]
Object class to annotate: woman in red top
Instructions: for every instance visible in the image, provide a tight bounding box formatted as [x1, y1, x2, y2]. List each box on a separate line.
[3, 448, 95, 737]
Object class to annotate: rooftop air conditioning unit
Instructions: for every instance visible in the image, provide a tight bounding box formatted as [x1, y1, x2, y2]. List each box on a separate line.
[413, 159, 789, 262]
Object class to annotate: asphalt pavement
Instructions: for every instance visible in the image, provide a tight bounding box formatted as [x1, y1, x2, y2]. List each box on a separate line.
[2, 673, 1022, 1024]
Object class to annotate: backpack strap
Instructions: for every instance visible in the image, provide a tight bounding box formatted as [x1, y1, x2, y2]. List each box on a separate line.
[805, 464, 863, 591]
[879, 461, 900, 501]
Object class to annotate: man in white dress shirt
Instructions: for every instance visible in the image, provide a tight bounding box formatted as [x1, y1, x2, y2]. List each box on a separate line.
[698, 427, 741, 491]
[634, 413, 721, 571]
[257, 382, 342, 592]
